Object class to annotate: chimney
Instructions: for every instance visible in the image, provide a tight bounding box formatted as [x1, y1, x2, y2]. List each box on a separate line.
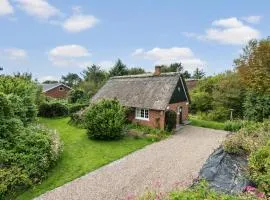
[154, 66, 161, 76]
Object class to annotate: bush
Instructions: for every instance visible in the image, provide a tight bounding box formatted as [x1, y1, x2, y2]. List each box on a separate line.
[38, 102, 69, 117]
[0, 124, 62, 198]
[248, 141, 270, 194]
[69, 110, 86, 127]
[196, 107, 230, 122]
[224, 120, 245, 132]
[68, 103, 89, 114]
[224, 120, 270, 155]
[68, 89, 87, 103]
[165, 110, 177, 132]
[84, 99, 126, 140]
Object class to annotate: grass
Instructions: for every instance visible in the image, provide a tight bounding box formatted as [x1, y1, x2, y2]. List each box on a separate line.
[189, 116, 225, 130]
[17, 117, 152, 200]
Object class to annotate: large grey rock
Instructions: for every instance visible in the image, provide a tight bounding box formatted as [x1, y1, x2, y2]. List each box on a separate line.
[199, 147, 251, 194]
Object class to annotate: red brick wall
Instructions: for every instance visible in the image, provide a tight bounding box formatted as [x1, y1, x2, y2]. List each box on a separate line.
[168, 101, 189, 122]
[44, 86, 70, 99]
[128, 108, 165, 129]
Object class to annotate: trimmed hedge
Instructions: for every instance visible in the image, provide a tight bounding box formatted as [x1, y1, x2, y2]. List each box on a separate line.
[38, 102, 69, 117]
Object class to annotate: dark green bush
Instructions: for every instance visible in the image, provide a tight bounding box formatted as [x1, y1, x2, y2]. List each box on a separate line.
[165, 110, 177, 132]
[248, 141, 270, 194]
[68, 104, 89, 114]
[38, 102, 69, 117]
[84, 99, 126, 140]
[69, 110, 86, 127]
[68, 89, 87, 103]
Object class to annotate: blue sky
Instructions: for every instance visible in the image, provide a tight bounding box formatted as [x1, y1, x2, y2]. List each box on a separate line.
[0, 0, 268, 82]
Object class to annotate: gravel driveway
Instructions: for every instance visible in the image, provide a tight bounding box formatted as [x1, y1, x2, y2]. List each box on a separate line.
[36, 126, 227, 200]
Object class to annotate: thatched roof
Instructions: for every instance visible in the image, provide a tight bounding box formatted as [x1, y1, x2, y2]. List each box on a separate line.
[91, 72, 189, 110]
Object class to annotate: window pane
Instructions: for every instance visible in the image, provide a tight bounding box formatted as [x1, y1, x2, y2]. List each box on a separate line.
[136, 109, 140, 118]
[145, 110, 149, 119]
[141, 109, 144, 118]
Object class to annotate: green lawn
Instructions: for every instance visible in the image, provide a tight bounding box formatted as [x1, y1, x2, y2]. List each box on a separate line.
[189, 116, 225, 130]
[17, 118, 152, 200]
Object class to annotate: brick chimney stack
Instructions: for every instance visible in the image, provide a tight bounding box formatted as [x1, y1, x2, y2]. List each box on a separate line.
[154, 66, 161, 76]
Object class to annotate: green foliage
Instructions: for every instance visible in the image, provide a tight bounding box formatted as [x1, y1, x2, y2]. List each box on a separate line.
[248, 141, 270, 194]
[109, 59, 129, 77]
[84, 99, 127, 140]
[169, 180, 255, 200]
[224, 120, 245, 132]
[0, 75, 38, 124]
[192, 67, 205, 79]
[189, 116, 225, 130]
[127, 67, 145, 75]
[68, 89, 87, 103]
[165, 110, 177, 132]
[68, 103, 89, 114]
[244, 92, 270, 122]
[38, 102, 69, 117]
[190, 72, 245, 121]
[61, 73, 81, 87]
[224, 120, 270, 155]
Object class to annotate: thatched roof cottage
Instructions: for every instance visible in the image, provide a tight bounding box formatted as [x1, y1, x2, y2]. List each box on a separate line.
[91, 66, 190, 129]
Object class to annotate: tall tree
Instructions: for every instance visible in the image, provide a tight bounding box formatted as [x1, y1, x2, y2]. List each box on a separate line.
[61, 73, 81, 87]
[82, 65, 107, 86]
[192, 68, 205, 79]
[127, 67, 145, 75]
[158, 62, 183, 73]
[235, 38, 270, 94]
[109, 59, 128, 77]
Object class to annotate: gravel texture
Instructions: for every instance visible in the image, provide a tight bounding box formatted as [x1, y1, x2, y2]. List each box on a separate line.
[36, 126, 228, 200]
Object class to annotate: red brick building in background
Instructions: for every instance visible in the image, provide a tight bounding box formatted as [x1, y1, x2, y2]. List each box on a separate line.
[41, 83, 71, 99]
[91, 66, 191, 129]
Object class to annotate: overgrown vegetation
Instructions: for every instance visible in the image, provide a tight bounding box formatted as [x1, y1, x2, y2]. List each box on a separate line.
[189, 115, 225, 130]
[165, 110, 177, 132]
[223, 120, 270, 195]
[139, 180, 259, 200]
[0, 75, 62, 199]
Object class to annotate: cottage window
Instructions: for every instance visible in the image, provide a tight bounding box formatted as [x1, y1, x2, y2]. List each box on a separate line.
[136, 108, 149, 120]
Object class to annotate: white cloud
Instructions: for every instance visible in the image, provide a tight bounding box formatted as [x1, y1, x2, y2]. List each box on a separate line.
[242, 15, 262, 24]
[62, 6, 98, 33]
[0, 0, 14, 16]
[183, 17, 261, 45]
[48, 44, 91, 67]
[14, 0, 60, 19]
[132, 47, 205, 72]
[3, 48, 27, 60]
[38, 75, 59, 82]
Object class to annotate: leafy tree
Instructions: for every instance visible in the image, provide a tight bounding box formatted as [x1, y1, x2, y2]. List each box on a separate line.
[13, 72, 32, 81]
[109, 59, 128, 77]
[127, 67, 145, 75]
[82, 65, 107, 85]
[192, 68, 205, 79]
[0, 66, 3, 71]
[182, 70, 191, 79]
[61, 73, 81, 87]
[68, 89, 87, 103]
[235, 38, 270, 94]
[42, 80, 58, 84]
[158, 62, 183, 73]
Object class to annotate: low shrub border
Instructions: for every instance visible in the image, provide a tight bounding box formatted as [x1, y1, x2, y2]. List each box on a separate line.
[189, 116, 225, 130]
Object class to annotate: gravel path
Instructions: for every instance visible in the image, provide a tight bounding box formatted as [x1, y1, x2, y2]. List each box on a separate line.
[36, 126, 228, 200]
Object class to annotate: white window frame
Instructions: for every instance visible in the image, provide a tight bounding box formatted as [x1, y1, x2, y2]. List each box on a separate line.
[135, 108, 149, 121]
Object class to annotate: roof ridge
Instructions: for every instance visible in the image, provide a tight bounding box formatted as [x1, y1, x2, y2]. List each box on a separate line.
[111, 72, 181, 79]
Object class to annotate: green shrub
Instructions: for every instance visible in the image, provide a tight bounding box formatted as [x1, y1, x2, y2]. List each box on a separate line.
[189, 116, 225, 130]
[196, 107, 229, 122]
[0, 124, 62, 198]
[68, 103, 89, 114]
[68, 89, 87, 103]
[248, 141, 270, 194]
[224, 120, 244, 132]
[165, 110, 177, 132]
[38, 102, 69, 117]
[84, 99, 126, 140]
[224, 120, 270, 155]
[69, 110, 86, 127]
